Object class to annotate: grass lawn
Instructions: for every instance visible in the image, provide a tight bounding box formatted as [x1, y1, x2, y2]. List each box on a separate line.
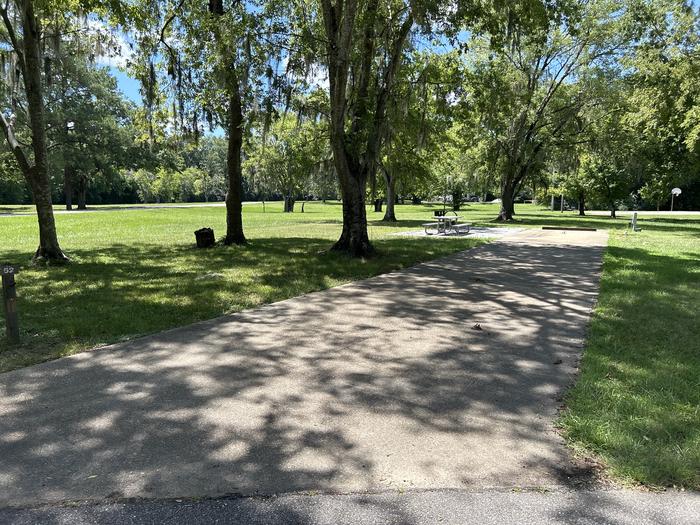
[1, 200, 698, 489]
[0, 201, 487, 372]
[559, 216, 700, 490]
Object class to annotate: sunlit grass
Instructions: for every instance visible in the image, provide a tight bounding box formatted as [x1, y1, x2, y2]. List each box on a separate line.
[559, 223, 700, 490]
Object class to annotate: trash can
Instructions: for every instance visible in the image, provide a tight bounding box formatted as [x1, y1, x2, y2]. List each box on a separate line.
[194, 227, 215, 248]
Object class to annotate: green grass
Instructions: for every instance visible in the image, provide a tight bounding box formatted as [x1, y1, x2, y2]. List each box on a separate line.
[0, 201, 488, 371]
[1, 200, 699, 489]
[560, 220, 700, 490]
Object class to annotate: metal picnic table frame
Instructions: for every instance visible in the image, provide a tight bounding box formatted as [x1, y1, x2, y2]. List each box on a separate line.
[423, 212, 471, 236]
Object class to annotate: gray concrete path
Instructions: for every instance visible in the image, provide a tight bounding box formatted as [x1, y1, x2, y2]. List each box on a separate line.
[585, 209, 700, 216]
[2, 489, 699, 524]
[394, 226, 526, 239]
[0, 202, 248, 217]
[1, 230, 608, 507]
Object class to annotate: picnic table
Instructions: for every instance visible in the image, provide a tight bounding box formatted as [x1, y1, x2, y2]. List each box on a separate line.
[423, 213, 471, 235]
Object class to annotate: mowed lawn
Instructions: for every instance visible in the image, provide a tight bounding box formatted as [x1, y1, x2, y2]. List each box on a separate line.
[0, 201, 486, 371]
[1, 201, 699, 489]
[559, 216, 700, 490]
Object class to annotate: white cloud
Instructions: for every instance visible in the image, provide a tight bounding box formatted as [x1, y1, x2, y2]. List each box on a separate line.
[85, 18, 134, 70]
[306, 63, 329, 90]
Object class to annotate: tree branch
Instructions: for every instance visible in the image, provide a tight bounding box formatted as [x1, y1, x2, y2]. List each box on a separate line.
[0, 110, 31, 174]
[0, 2, 26, 75]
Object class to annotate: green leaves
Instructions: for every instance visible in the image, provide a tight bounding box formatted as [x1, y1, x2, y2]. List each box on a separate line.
[245, 114, 329, 198]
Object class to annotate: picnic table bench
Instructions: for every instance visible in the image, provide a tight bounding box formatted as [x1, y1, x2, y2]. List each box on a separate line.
[423, 214, 472, 236]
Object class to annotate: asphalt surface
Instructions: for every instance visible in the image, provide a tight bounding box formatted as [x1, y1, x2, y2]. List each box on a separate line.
[0, 202, 242, 217]
[584, 210, 700, 216]
[2, 489, 698, 524]
[1, 230, 609, 508]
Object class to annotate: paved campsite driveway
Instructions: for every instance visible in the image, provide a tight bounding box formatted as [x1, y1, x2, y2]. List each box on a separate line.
[0, 229, 608, 507]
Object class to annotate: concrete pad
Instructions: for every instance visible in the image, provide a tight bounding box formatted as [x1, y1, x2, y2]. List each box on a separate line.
[0, 229, 608, 506]
[393, 226, 525, 239]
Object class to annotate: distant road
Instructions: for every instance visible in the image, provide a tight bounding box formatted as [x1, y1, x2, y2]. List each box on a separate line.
[0, 202, 262, 217]
[2, 203, 697, 218]
[584, 210, 700, 216]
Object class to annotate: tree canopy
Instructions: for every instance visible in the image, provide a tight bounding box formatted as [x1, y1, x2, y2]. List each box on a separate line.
[1, 0, 698, 259]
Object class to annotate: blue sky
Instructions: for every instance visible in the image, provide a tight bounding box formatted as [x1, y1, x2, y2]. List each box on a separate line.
[111, 67, 141, 104]
[110, 65, 226, 137]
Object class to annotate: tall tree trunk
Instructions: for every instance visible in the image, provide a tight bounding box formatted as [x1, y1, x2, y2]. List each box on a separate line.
[77, 177, 87, 210]
[283, 194, 295, 212]
[64, 167, 73, 210]
[0, 0, 67, 261]
[223, 83, 246, 245]
[332, 148, 372, 256]
[24, 0, 64, 260]
[322, 0, 372, 257]
[452, 191, 462, 211]
[498, 160, 529, 221]
[578, 192, 585, 216]
[382, 170, 397, 222]
[497, 181, 516, 221]
[320, 0, 411, 257]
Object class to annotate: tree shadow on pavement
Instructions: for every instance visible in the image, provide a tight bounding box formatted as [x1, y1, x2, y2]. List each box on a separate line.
[0, 239, 608, 509]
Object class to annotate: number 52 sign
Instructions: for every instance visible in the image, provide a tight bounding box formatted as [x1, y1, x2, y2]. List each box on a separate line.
[1, 263, 19, 343]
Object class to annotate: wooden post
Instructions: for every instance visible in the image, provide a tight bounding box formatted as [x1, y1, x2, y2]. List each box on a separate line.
[1, 264, 19, 344]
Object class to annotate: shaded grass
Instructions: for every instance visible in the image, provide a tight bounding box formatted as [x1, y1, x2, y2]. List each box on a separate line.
[0, 202, 485, 372]
[560, 225, 700, 489]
